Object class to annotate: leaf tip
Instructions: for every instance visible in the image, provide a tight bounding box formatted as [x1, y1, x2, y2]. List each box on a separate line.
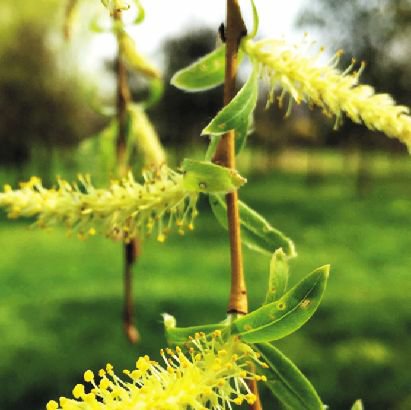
[162, 313, 176, 329]
[351, 399, 364, 410]
[170, 74, 180, 88]
[201, 127, 210, 136]
[321, 264, 331, 279]
[287, 240, 297, 258]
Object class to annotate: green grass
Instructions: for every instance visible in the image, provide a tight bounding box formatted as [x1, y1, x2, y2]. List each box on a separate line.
[1, 170, 411, 409]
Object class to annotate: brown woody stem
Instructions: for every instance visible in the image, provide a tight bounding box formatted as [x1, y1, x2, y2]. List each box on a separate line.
[213, 0, 248, 318]
[213, 2, 262, 408]
[114, 10, 139, 344]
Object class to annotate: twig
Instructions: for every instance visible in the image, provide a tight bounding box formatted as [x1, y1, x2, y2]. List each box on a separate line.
[114, 10, 140, 344]
[213, 0, 248, 319]
[214, 2, 262, 408]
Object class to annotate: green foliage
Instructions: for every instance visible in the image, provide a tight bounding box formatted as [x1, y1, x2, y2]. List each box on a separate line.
[171, 45, 227, 92]
[118, 28, 161, 80]
[182, 159, 246, 193]
[202, 65, 259, 153]
[264, 248, 289, 304]
[209, 194, 296, 257]
[351, 399, 364, 410]
[0, 22, 100, 167]
[150, 28, 223, 150]
[4, 0, 407, 408]
[1, 168, 410, 409]
[254, 343, 323, 410]
[163, 314, 228, 346]
[245, 0, 259, 40]
[231, 266, 329, 343]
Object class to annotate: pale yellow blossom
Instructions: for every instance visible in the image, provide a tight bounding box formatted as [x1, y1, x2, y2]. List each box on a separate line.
[243, 38, 411, 150]
[46, 332, 265, 410]
[0, 167, 198, 242]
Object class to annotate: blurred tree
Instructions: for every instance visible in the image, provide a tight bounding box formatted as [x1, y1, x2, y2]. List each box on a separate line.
[145, 28, 223, 160]
[0, 1, 102, 169]
[298, 0, 411, 195]
[298, 0, 411, 150]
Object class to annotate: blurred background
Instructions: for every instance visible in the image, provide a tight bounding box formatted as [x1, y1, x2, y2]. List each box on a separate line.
[0, 0, 410, 409]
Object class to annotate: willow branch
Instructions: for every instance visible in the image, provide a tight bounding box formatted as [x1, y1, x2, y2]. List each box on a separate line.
[114, 10, 139, 344]
[213, 0, 248, 317]
[213, 2, 262, 408]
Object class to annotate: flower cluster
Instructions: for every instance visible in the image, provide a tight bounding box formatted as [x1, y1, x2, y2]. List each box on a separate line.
[0, 166, 198, 243]
[243, 37, 411, 150]
[46, 332, 266, 410]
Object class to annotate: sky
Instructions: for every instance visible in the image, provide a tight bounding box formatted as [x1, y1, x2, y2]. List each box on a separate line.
[133, 0, 307, 51]
[81, 0, 307, 73]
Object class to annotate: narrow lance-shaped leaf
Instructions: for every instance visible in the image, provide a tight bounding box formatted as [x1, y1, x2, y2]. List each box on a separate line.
[142, 78, 164, 109]
[133, 0, 145, 24]
[162, 314, 228, 346]
[119, 29, 161, 79]
[171, 45, 229, 92]
[254, 343, 323, 410]
[202, 64, 259, 153]
[235, 113, 254, 156]
[182, 159, 246, 193]
[209, 194, 296, 258]
[63, 0, 79, 40]
[351, 400, 364, 410]
[128, 104, 166, 166]
[265, 248, 289, 304]
[245, 0, 259, 40]
[204, 135, 222, 161]
[231, 265, 329, 343]
[77, 118, 118, 176]
[101, 0, 130, 14]
[205, 118, 253, 160]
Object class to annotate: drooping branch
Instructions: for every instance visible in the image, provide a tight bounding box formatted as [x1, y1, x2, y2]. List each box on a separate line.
[114, 10, 139, 344]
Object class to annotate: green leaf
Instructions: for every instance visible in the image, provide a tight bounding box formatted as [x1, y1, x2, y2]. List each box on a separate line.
[182, 159, 246, 193]
[254, 343, 323, 410]
[201, 64, 258, 144]
[165, 323, 228, 346]
[231, 265, 330, 342]
[235, 113, 254, 155]
[119, 30, 161, 79]
[77, 118, 118, 175]
[162, 314, 228, 346]
[63, 0, 80, 40]
[245, 0, 259, 40]
[128, 104, 166, 166]
[209, 194, 296, 257]
[133, 0, 145, 24]
[171, 46, 227, 92]
[351, 400, 364, 410]
[265, 248, 289, 304]
[142, 78, 164, 109]
[204, 135, 222, 161]
[89, 16, 110, 34]
[204, 118, 253, 161]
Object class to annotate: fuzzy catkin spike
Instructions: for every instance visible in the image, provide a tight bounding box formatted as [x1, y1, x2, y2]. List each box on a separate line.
[46, 334, 264, 410]
[118, 29, 161, 80]
[128, 104, 166, 166]
[0, 167, 198, 243]
[243, 38, 411, 151]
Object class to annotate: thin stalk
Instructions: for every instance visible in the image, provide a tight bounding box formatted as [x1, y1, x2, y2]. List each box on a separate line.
[213, 1, 262, 408]
[213, 0, 248, 319]
[114, 10, 140, 344]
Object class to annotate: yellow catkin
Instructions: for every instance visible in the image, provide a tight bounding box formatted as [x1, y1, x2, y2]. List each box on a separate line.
[0, 166, 198, 242]
[243, 38, 411, 151]
[46, 335, 265, 410]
